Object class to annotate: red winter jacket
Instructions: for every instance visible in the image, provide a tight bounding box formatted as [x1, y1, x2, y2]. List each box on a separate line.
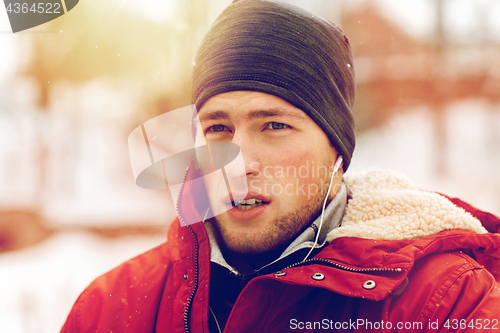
[61, 170, 500, 333]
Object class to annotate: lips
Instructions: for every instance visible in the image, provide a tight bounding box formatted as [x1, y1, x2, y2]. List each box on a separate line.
[223, 192, 270, 211]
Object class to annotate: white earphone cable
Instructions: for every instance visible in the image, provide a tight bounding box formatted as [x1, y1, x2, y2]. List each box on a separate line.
[302, 155, 343, 262]
[209, 306, 222, 333]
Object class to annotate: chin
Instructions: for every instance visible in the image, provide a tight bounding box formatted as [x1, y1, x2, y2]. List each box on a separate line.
[221, 233, 282, 255]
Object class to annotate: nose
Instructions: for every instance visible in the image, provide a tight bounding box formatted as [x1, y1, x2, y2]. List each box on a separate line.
[223, 130, 261, 179]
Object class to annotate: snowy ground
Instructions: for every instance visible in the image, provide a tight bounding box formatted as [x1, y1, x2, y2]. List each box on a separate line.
[0, 231, 166, 333]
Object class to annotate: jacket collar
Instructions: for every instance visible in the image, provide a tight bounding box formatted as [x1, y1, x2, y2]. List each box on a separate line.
[328, 169, 488, 242]
[174, 166, 500, 285]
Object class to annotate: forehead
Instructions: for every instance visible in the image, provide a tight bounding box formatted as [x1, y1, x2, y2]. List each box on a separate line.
[196, 91, 310, 122]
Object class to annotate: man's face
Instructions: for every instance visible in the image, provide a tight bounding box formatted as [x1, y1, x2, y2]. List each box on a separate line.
[197, 91, 342, 257]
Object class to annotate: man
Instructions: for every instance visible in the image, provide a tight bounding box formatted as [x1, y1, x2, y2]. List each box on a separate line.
[62, 1, 500, 332]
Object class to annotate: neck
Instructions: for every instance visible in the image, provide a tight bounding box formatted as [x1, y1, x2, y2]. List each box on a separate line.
[221, 246, 287, 275]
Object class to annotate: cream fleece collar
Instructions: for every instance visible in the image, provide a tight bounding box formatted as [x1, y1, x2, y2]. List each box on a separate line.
[326, 169, 488, 242]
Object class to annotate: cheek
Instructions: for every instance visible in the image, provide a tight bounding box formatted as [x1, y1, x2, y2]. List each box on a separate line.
[296, 170, 323, 205]
[274, 147, 311, 172]
[274, 152, 324, 203]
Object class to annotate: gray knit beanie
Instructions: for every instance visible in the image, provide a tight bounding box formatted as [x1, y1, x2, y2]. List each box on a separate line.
[192, 0, 356, 170]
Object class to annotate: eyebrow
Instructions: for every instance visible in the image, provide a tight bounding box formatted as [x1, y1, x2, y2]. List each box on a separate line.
[197, 108, 307, 123]
[198, 111, 230, 122]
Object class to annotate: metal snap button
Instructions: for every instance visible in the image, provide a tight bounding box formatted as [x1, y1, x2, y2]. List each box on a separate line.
[274, 271, 286, 277]
[311, 273, 325, 281]
[363, 280, 376, 290]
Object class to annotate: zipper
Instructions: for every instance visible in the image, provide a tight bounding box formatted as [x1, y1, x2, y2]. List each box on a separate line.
[182, 225, 199, 333]
[281, 257, 403, 273]
[174, 167, 200, 333]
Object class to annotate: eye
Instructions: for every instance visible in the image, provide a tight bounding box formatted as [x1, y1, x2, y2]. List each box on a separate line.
[266, 122, 289, 130]
[207, 124, 229, 133]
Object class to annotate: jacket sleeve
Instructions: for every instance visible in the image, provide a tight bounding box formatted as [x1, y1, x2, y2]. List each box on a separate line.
[431, 260, 500, 332]
[61, 289, 93, 333]
[60, 291, 85, 333]
[59, 242, 171, 333]
[388, 251, 500, 332]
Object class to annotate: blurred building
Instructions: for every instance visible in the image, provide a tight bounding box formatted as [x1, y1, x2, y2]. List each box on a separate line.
[342, 2, 500, 215]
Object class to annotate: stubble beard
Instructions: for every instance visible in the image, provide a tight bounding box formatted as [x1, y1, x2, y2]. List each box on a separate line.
[211, 157, 335, 261]
[212, 194, 325, 258]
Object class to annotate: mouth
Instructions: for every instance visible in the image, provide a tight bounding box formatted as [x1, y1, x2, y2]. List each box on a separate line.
[232, 198, 269, 210]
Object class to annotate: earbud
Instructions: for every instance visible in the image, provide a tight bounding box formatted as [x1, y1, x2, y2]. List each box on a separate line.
[332, 155, 343, 175]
